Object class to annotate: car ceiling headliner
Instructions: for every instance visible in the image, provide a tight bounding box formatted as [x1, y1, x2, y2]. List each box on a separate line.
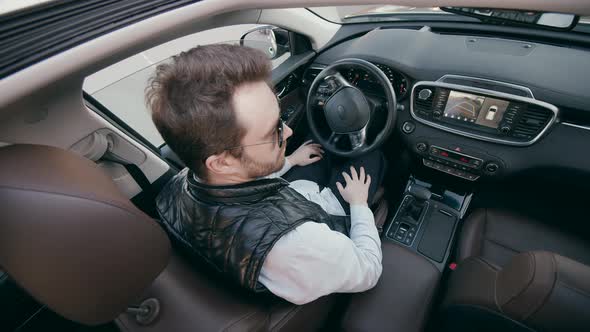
[1, 0, 589, 115]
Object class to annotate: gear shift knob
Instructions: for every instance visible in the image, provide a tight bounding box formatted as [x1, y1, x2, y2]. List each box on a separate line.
[408, 184, 432, 201]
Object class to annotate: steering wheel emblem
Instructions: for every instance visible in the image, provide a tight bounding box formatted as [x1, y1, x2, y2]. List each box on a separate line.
[337, 105, 346, 120]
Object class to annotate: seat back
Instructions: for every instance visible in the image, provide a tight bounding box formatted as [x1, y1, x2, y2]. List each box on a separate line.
[441, 251, 590, 332]
[0, 144, 171, 325]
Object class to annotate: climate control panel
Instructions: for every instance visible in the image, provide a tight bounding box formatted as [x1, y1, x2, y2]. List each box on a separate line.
[415, 143, 503, 181]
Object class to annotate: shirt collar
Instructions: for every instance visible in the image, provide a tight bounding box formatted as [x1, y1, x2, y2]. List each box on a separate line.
[186, 170, 289, 204]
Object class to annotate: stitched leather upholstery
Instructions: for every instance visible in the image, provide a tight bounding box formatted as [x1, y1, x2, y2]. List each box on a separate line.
[442, 208, 590, 331]
[458, 208, 590, 267]
[443, 251, 590, 331]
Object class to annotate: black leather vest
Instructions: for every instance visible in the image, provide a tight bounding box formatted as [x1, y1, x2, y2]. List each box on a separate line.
[155, 169, 350, 292]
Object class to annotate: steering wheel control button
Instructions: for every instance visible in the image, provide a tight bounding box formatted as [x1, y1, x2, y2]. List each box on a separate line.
[485, 163, 499, 173]
[416, 142, 428, 152]
[402, 121, 416, 134]
[418, 88, 433, 100]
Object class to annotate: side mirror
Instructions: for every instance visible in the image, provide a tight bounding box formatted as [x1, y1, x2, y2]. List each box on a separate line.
[240, 25, 290, 60]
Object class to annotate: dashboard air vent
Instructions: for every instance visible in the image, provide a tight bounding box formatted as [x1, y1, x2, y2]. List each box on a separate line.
[512, 106, 553, 139]
[414, 90, 434, 111]
[303, 66, 324, 85]
[276, 73, 298, 98]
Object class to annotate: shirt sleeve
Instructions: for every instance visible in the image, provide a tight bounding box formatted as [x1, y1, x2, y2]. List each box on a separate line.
[263, 157, 293, 179]
[258, 204, 382, 305]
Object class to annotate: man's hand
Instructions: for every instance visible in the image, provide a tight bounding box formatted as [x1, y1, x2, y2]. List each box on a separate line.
[287, 140, 324, 167]
[336, 166, 371, 206]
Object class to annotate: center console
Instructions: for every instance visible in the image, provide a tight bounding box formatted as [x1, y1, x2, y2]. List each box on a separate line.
[411, 81, 558, 146]
[384, 177, 472, 270]
[344, 177, 471, 331]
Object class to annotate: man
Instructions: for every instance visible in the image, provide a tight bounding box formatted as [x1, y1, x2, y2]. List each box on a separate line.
[148, 44, 384, 305]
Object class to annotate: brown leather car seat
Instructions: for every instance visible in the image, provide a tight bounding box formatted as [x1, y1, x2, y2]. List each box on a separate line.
[117, 254, 342, 332]
[0, 144, 171, 325]
[441, 251, 590, 331]
[458, 208, 590, 267]
[439, 208, 590, 331]
[0, 144, 342, 331]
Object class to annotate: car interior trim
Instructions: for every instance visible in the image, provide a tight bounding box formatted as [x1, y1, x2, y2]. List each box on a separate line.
[384, 194, 430, 248]
[310, 65, 327, 70]
[410, 81, 559, 146]
[561, 122, 590, 131]
[0, 0, 203, 80]
[271, 50, 315, 85]
[83, 92, 161, 153]
[437, 74, 535, 99]
[458, 193, 474, 219]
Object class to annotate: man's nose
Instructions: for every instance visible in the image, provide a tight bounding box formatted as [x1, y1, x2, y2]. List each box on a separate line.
[284, 123, 294, 139]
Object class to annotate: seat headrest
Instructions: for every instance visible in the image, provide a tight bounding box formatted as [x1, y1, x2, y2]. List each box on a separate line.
[0, 144, 171, 325]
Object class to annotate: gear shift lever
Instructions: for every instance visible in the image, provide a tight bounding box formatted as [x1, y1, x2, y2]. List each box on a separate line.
[408, 184, 432, 202]
[401, 185, 432, 224]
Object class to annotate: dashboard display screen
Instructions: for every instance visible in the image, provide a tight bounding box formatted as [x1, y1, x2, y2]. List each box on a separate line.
[443, 91, 509, 129]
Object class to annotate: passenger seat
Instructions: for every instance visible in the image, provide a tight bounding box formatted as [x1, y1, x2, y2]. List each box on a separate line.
[457, 208, 590, 267]
[439, 208, 590, 331]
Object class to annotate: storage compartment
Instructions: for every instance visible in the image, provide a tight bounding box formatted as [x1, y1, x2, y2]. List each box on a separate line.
[384, 176, 468, 270]
[418, 209, 457, 262]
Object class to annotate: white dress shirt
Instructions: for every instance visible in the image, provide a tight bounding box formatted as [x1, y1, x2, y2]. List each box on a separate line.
[259, 159, 383, 305]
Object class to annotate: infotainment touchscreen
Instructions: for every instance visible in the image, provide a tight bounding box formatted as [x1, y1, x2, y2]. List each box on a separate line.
[443, 91, 510, 129]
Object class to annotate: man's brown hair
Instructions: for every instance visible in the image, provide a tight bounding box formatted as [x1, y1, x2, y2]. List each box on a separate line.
[146, 44, 271, 178]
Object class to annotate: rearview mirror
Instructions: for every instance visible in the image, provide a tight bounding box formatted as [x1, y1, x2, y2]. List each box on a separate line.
[442, 7, 578, 30]
[240, 25, 290, 60]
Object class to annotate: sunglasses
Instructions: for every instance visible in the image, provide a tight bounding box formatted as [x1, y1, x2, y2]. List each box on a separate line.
[225, 118, 284, 150]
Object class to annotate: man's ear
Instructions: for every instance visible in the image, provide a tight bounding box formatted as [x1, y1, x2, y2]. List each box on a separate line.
[204, 152, 239, 177]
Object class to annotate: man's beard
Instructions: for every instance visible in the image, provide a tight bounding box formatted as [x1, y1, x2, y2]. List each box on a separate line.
[240, 147, 286, 179]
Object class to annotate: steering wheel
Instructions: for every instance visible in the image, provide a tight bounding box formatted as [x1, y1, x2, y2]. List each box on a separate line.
[306, 58, 397, 158]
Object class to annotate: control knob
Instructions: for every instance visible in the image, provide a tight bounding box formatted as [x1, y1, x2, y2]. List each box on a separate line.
[499, 125, 511, 134]
[418, 89, 433, 100]
[433, 110, 443, 118]
[416, 142, 428, 152]
[485, 162, 499, 174]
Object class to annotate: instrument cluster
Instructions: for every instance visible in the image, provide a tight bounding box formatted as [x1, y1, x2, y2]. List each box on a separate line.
[344, 63, 410, 99]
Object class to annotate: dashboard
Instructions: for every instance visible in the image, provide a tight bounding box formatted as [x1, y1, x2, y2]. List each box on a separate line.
[305, 26, 590, 182]
[344, 63, 409, 100]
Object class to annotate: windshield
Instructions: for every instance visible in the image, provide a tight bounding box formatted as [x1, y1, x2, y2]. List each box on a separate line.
[308, 5, 590, 29]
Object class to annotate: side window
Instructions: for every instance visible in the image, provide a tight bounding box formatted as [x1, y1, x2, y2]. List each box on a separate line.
[84, 24, 290, 147]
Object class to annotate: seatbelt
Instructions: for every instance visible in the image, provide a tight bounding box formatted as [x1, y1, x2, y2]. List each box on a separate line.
[122, 163, 155, 203]
[121, 163, 160, 218]
[99, 146, 155, 200]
